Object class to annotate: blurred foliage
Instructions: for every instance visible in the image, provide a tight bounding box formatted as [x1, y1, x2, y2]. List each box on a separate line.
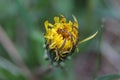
[0, 0, 120, 80]
[95, 74, 120, 80]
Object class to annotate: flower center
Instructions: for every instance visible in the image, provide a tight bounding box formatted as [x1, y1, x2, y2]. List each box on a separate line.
[57, 28, 71, 40]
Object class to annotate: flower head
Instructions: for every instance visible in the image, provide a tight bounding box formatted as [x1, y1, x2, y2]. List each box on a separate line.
[44, 15, 98, 64]
[44, 15, 78, 63]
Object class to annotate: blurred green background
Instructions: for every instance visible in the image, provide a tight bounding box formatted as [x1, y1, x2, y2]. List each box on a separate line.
[0, 0, 120, 80]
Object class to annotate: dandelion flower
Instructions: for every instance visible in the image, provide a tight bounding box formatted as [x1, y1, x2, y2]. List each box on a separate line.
[44, 15, 98, 64]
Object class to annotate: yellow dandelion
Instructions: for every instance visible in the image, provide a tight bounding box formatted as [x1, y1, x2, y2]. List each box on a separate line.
[44, 15, 98, 63]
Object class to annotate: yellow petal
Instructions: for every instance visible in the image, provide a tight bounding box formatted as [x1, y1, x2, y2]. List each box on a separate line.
[44, 21, 49, 31]
[54, 16, 59, 23]
[79, 31, 98, 44]
[60, 15, 66, 23]
[49, 41, 56, 49]
[69, 20, 73, 25]
[73, 23, 78, 28]
[48, 23, 53, 27]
